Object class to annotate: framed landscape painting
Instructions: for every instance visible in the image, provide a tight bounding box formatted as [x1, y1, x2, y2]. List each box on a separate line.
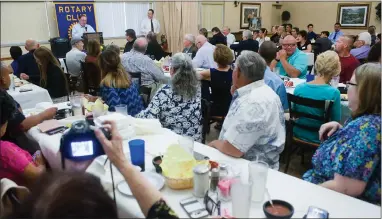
[337, 4, 370, 29]
[240, 3, 261, 29]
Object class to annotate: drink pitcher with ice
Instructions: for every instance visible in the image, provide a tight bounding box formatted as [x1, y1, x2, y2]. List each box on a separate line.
[248, 160, 269, 202]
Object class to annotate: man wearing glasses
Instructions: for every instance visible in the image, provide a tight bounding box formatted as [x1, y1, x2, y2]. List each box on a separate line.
[271, 35, 308, 79]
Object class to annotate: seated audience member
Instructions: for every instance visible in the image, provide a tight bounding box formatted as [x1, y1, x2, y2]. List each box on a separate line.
[105, 44, 121, 55]
[18, 39, 40, 85]
[377, 33, 381, 43]
[257, 28, 270, 47]
[66, 38, 86, 77]
[209, 27, 227, 46]
[222, 26, 236, 46]
[0, 90, 46, 189]
[350, 32, 372, 60]
[271, 35, 308, 79]
[293, 51, 341, 143]
[314, 31, 333, 54]
[285, 23, 293, 35]
[367, 41, 381, 63]
[124, 29, 137, 53]
[303, 63, 381, 205]
[0, 63, 56, 155]
[307, 24, 317, 41]
[297, 30, 312, 52]
[145, 31, 166, 61]
[86, 50, 143, 116]
[9, 46, 23, 76]
[182, 34, 198, 59]
[252, 29, 260, 41]
[328, 22, 344, 44]
[85, 39, 101, 64]
[230, 30, 259, 56]
[34, 47, 69, 103]
[335, 36, 360, 83]
[12, 121, 178, 218]
[192, 35, 217, 69]
[121, 37, 168, 93]
[199, 28, 208, 38]
[199, 44, 233, 117]
[291, 27, 299, 39]
[270, 25, 280, 43]
[208, 51, 285, 169]
[136, 53, 202, 142]
[258, 42, 288, 111]
[368, 25, 376, 46]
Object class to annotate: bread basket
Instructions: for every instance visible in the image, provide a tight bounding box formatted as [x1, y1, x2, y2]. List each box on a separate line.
[163, 175, 193, 190]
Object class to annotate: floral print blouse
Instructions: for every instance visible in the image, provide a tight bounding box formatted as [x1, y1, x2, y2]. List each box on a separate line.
[303, 114, 381, 204]
[136, 85, 202, 142]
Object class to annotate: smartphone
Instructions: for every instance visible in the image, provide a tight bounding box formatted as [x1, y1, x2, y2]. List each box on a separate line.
[305, 206, 329, 218]
[180, 197, 209, 219]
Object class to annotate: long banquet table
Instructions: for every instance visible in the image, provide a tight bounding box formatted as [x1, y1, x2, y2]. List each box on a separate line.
[7, 83, 52, 109]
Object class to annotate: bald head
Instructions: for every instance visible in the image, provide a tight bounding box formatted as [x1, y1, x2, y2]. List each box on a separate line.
[283, 35, 297, 44]
[195, 35, 207, 49]
[335, 36, 354, 53]
[25, 39, 38, 51]
[133, 37, 148, 53]
[281, 35, 298, 55]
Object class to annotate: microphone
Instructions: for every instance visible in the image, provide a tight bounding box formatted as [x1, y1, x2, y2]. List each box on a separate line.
[85, 26, 88, 32]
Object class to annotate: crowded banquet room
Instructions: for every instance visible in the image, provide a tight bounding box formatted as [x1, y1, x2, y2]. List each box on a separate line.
[1, 0, 382, 218]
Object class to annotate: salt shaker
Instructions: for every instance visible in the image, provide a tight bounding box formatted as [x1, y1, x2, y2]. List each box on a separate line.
[210, 168, 220, 192]
[193, 164, 209, 198]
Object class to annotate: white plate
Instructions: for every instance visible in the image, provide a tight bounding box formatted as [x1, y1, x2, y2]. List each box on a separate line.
[117, 172, 164, 196]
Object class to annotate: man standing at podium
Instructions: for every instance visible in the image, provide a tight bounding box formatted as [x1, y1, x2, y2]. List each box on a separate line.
[140, 9, 160, 36]
[72, 15, 95, 39]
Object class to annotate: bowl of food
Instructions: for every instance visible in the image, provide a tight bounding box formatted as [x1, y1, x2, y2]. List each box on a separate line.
[263, 200, 294, 219]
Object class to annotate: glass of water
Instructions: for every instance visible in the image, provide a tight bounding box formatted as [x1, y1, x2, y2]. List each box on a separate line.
[330, 76, 340, 88]
[70, 94, 83, 116]
[115, 104, 127, 115]
[248, 160, 269, 202]
[231, 179, 252, 218]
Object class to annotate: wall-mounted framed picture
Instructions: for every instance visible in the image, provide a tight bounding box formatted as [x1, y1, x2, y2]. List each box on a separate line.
[240, 3, 261, 29]
[337, 3, 370, 29]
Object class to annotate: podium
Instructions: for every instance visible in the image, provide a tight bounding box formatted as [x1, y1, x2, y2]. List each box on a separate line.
[83, 32, 104, 50]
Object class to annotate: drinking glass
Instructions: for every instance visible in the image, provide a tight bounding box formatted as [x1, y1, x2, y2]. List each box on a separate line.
[115, 104, 127, 115]
[70, 94, 83, 116]
[330, 76, 340, 88]
[248, 160, 269, 202]
[129, 139, 145, 171]
[231, 179, 252, 218]
[178, 135, 194, 156]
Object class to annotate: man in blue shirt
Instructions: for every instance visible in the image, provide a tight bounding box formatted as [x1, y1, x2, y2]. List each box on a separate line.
[259, 41, 288, 111]
[307, 24, 317, 41]
[271, 35, 308, 79]
[328, 22, 344, 44]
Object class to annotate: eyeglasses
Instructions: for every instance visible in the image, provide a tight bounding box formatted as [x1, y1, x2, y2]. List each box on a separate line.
[346, 82, 357, 89]
[204, 192, 221, 216]
[282, 44, 297, 48]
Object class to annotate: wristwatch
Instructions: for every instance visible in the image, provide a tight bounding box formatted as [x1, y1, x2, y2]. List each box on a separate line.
[275, 58, 280, 62]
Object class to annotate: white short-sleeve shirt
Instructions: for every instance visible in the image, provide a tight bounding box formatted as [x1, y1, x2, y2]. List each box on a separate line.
[219, 80, 286, 169]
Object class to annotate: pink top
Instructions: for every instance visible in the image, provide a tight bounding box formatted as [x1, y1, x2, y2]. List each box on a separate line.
[0, 140, 35, 186]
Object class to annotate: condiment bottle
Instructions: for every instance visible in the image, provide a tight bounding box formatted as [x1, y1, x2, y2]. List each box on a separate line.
[193, 164, 209, 198]
[210, 168, 220, 192]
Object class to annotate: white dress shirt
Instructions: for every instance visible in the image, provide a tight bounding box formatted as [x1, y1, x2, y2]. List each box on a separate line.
[192, 42, 217, 69]
[225, 33, 236, 46]
[219, 80, 285, 170]
[140, 18, 160, 35]
[256, 36, 270, 47]
[71, 23, 95, 39]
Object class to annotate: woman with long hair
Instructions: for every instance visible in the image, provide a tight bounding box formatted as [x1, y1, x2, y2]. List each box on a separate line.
[86, 50, 143, 116]
[303, 63, 381, 204]
[33, 47, 68, 103]
[85, 39, 101, 64]
[145, 31, 166, 61]
[136, 53, 202, 141]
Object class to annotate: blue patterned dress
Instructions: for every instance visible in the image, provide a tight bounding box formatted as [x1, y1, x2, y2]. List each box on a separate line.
[100, 82, 144, 116]
[136, 85, 202, 142]
[303, 114, 381, 204]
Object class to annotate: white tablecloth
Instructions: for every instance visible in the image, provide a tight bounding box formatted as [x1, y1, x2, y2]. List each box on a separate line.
[85, 127, 380, 218]
[7, 84, 52, 109]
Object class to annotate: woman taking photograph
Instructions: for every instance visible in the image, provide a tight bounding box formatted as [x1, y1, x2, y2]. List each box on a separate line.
[136, 53, 202, 142]
[296, 30, 312, 52]
[293, 51, 341, 143]
[85, 50, 143, 116]
[303, 63, 381, 204]
[33, 47, 69, 103]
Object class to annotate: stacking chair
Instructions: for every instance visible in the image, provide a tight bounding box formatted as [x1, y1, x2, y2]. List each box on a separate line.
[284, 93, 334, 173]
[201, 98, 212, 144]
[129, 72, 142, 86]
[139, 86, 152, 108]
[82, 61, 101, 96]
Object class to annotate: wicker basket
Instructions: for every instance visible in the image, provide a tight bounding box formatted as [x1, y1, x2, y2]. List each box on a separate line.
[164, 176, 193, 190]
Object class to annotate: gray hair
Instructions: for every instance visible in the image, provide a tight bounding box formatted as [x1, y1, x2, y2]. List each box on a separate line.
[184, 34, 195, 44]
[171, 53, 199, 99]
[236, 51, 266, 82]
[105, 44, 120, 54]
[243, 30, 253, 39]
[133, 37, 148, 53]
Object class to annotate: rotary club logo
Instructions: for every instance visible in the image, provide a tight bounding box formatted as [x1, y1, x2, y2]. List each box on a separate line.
[68, 22, 78, 39]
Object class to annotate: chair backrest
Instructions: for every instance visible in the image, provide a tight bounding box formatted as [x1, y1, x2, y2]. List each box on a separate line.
[201, 98, 212, 144]
[287, 93, 334, 132]
[82, 61, 101, 95]
[63, 58, 69, 74]
[139, 85, 152, 108]
[129, 72, 142, 86]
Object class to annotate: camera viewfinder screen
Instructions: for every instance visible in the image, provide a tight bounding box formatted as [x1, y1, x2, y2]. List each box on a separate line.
[71, 141, 94, 157]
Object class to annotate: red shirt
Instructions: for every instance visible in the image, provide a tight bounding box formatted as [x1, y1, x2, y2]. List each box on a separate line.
[339, 55, 360, 83]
